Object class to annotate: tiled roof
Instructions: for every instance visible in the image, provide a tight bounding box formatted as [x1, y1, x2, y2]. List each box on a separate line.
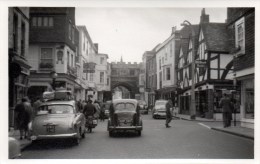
[178, 25, 200, 61]
[201, 23, 231, 52]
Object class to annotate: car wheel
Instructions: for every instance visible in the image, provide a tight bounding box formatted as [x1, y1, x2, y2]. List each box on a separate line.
[137, 130, 142, 136]
[109, 131, 113, 137]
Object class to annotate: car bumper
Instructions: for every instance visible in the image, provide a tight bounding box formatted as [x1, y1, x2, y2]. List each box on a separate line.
[153, 113, 166, 117]
[31, 133, 78, 140]
[108, 126, 142, 131]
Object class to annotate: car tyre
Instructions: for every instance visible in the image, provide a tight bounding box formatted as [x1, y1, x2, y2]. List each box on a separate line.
[137, 130, 142, 136]
[109, 131, 113, 137]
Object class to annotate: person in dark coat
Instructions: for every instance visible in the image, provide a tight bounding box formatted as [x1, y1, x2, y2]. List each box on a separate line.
[219, 93, 233, 128]
[83, 100, 97, 117]
[165, 98, 173, 128]
[14, 97, 31, 140]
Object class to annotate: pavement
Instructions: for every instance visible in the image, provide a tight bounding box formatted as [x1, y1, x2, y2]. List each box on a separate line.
[8, 127, 32, 151]
[8, 114, 254, 152]
[173, 114, 254, 140]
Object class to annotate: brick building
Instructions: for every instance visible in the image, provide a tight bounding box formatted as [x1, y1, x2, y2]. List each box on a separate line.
[227, 8, 255, 129]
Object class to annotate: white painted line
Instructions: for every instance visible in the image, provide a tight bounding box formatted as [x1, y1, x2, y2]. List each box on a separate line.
[198, 123, 211, 129]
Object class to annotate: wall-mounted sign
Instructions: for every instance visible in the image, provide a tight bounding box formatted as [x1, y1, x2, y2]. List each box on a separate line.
[195, 59, 207, 68]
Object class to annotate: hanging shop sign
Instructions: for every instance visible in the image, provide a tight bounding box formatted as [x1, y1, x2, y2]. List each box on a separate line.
[83, 62, 96, 73]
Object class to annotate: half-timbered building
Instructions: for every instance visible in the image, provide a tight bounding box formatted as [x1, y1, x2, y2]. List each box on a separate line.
[177, 9, 235, 119]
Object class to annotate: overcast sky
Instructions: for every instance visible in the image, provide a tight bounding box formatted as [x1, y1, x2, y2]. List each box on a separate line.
[76, 8, 227, 63]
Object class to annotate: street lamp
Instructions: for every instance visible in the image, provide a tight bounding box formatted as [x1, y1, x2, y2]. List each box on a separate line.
[50, 71, 58, 91]
[181, 20, 196, 120]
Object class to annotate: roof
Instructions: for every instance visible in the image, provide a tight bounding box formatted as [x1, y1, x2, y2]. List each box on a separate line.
[178, 25, 200, 61]
[40, 100, 75, 107]
[112, 99, 138, 105]
[201, 23, 230, 52]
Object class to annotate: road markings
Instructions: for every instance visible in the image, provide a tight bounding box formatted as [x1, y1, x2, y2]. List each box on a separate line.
[198, 123, 211, 129]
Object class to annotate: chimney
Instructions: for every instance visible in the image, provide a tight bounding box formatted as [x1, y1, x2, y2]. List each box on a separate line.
[171, 26, 177, 35]
[200, 8, 209, 24]
[94, 43, 98, 53]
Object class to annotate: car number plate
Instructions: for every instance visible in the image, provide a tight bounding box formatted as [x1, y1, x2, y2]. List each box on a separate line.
[45, 124, 56, 133]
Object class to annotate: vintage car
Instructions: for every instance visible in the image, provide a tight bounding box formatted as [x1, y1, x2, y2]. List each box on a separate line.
[9, 137, 21, 159]
[107, 99, 143, 137]
[152, 100, 168, 119]
[138, 100, 148, 114]
[104, 100, 112, 119]
[30, 99, 86, 145]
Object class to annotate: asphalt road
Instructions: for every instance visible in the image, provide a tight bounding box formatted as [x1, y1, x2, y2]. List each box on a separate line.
[21, 114, 254, 159]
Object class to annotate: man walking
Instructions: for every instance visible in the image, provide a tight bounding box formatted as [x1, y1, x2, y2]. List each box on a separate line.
[165, 98, 173, 128]
[219, 93, 233, 128]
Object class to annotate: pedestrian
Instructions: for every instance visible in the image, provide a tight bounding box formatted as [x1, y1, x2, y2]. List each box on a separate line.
[32, 97, 42, 119]
[165, 98, 173, 128]
[14, 97, 32, 140]
[99, 103, 105, 121]
[219, 93, 233, 128]
[93, 100, 100, 119]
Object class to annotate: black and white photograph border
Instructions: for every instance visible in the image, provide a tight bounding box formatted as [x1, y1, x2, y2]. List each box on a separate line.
[0, 0, 259, 164]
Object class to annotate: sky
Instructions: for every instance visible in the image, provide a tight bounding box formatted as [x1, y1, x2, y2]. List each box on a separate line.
[76, 8, 227, 63]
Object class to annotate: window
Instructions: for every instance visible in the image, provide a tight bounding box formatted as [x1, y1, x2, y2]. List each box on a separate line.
[67, 51, 70, 66]
[40, 48, 53, 68]
[70, 54, 73, 67]
[166, 67, 171, 80]
[162, 57, 164, 64]
[107, 78, 109, 85]
[159, 59, 161, 70]
[68, 23, 72, 39]
[38, 17, 42, 26]
[21, 22, 25, 57]
[32, 17, 53, 27]
[72, 27, 75, 43]
[130, 69, 135, 76]
[90, 73, 94, 82]
[100, 72, 104, 83]
[170, 43, 173, 57]
[235, 17, 245, 53]
[100, 57, 104, 64]
[163, 68, 165, 81]
[13, 14, 18, 51]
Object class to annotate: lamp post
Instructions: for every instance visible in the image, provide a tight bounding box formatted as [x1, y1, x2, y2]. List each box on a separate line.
[181, 20, 196, 120]
[50, 71, 58, 91]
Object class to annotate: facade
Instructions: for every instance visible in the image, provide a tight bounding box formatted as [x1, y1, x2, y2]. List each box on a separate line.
[9, 7, 31, 127]
[227, 8, 255, 129]
[77, 25, 98, 101]
[95, 53, 111, 102]
[143, 46, 158, 107]
[111, 60, 142, 99]
[27, 7, 80, 100]
[156, 27, 179, 106]
[177, 9, 234, 119]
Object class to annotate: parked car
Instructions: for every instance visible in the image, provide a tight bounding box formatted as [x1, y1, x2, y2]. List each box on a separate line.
[30, 99, 86, 145]
[138, 100, 148, 114]
[152, 100, 168, 119]
[107, 99, 143, 137]
[9, 137, 21, 159]
[104, 100, 112, 119]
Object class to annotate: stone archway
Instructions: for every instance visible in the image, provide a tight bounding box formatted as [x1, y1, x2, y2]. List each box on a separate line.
[111, 82, 137, 99]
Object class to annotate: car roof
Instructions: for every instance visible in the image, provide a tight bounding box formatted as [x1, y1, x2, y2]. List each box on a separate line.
[112, 99, 138, 105]
[155, 100, 167, 102]
[40, 100, 75, 106]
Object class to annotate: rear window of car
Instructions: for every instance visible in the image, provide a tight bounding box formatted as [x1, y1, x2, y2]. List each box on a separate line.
[38, 105, 74, 114]
[155, 101, 167, 106]
[115, 103, 135, 112]
[138, 101, 146, 105]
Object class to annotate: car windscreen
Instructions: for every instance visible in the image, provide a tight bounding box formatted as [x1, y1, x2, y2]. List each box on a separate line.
[114, 103, 135, 112]
[155, 101, 167, 106]
[37, 104, 74, 114]
[138, 101, 146, 105]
